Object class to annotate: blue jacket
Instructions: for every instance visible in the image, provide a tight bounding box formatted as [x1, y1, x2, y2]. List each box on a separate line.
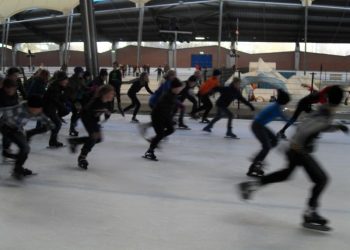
[149, 80, 171, 108]
[254, 102, 288, 126]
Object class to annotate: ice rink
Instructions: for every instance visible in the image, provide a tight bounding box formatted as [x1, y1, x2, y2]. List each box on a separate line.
[0, 114, 350, 250]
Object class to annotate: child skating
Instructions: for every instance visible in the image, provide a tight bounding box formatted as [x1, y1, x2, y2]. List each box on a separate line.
[68, 85, 115, 170]
[143, 78, 184, 161]
[203, 77, 255, 138]
[123, 72, 153, 123]
[0, 95, 54, 180]
[239, 85, 347, 231]
[247, 89, 290, 177]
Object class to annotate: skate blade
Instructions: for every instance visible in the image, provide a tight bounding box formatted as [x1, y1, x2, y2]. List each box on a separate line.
[177, 127, 191, 130]
[142, 156, 158, 161]
[225, 136, 240, 139]
[302, 222, 331, 232]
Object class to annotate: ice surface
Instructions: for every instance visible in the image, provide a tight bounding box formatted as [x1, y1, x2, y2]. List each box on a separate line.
[0, 115, 349, 250]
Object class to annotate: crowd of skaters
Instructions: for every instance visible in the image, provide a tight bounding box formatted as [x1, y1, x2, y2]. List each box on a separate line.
[0, 61, 348, 231]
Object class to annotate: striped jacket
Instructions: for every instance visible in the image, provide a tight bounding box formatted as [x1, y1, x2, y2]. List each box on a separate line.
[0, 102, 54, 131]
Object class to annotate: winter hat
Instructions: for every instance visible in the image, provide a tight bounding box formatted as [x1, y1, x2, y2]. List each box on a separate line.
[27, 95, 43, 108]
[171, 78, 183, 89]
[276, 89, 290, 105]
[6, 67, 20, 76]
[99, 69, 108, 77]
[3, 79, 17, 88]
[327, 85, 343, 105]
[188, 75, 197, 82]
[74, 66, 84, 75]
[213, 69, 221, 76]
[56, 71, 68, 82]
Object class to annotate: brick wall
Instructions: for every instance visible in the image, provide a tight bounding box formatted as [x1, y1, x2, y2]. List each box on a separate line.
[2, 46, 350, 72]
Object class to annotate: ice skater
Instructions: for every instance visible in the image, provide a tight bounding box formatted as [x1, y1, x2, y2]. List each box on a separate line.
[203, 77, 255, 138]
[0, 95, 54, 180]
[178, 75, 199, 120]
[43, 71, 69, 148]
[239, 85, 347, 231]
[193, 69, 221, 123]
[247, 89, 290, 177]
[123, 72, 153, 123]
[68, 85, 115, 170]
[277, 86, 333, 139]
[143, 78, 184, 161]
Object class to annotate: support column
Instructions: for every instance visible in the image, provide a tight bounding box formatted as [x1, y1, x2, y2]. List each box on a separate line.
[217, 0, 223, 68]
[80, 0, 99, 78]
[174, 32, 177, 71]
[168, 41, 174, 68]
[136, 4, 145, 68]
[59, 43, 65, 67]
[63, 10, 74, 67]
[12, 43, 18, 66]
[111, 41, 118, 64]
[1, 18, 9, 72]
[303, 5, 308, 75]
[294, 42, 300, 71]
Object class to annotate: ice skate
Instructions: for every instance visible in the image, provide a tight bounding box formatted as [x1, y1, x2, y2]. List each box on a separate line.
[69, 130, 79, 137]
[47, 141, 65, 149]
[200, 118, 210, 124]
[22, 168, 38, 177]
[276, 131, 287, 140]
[78, 155, 89, 170]
[246, 162, 265, 177]
[203, 126, 211, 133]
[143, 150, 158, 161]
[238, 181, 257, 200]
[225, 131, 240, 139]
[178, 123, 191, 130]
[302, 210, 331, 231]
[131, 117, 140, 123]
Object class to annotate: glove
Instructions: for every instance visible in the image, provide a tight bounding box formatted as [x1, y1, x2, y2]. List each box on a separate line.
[338, 124, 349, 133]
[250, 106, 255, 111]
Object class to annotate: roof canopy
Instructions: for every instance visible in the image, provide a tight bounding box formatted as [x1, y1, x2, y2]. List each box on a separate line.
[0, 0, 79, 23]
[1, 0, 350, 43]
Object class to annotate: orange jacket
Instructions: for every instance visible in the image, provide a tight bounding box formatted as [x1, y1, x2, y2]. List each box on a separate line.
[199, 76, 219, 96]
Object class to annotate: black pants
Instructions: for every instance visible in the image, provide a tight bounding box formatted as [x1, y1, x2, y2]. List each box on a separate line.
[2, 135, 11, 151]
[123, 93, 141, 118]
[0, 126, 29, 171]
[70, 104, 80, 132]
[45, 111, 62, 144]
[150, 116, 174, 151]
[180, 94, 198, 115]
[69, 116, 102, 157]
[261, 149, 328, 209]
[112, 83, 123, 113]
[206, 106, 233, 133]
[196, 95, 213, 120]
[280, 101, 311, 133]
[252, 121, 278, 163]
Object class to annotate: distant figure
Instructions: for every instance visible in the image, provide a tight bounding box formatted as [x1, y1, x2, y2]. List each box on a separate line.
[155, 65, 163, 81]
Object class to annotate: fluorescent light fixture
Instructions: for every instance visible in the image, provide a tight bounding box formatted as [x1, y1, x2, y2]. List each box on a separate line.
[199, 51, 204, 54]
[195, 36, 205, 40]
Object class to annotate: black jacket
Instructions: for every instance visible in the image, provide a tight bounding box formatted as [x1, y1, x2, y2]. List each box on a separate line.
[215, 86, 254, 110]
[127, 80, 153, 95]
[152, 90, 178, 121]
[0, 88, 19, 108]
[81, 98, 111, 124]
[43, 81, 68, 115]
